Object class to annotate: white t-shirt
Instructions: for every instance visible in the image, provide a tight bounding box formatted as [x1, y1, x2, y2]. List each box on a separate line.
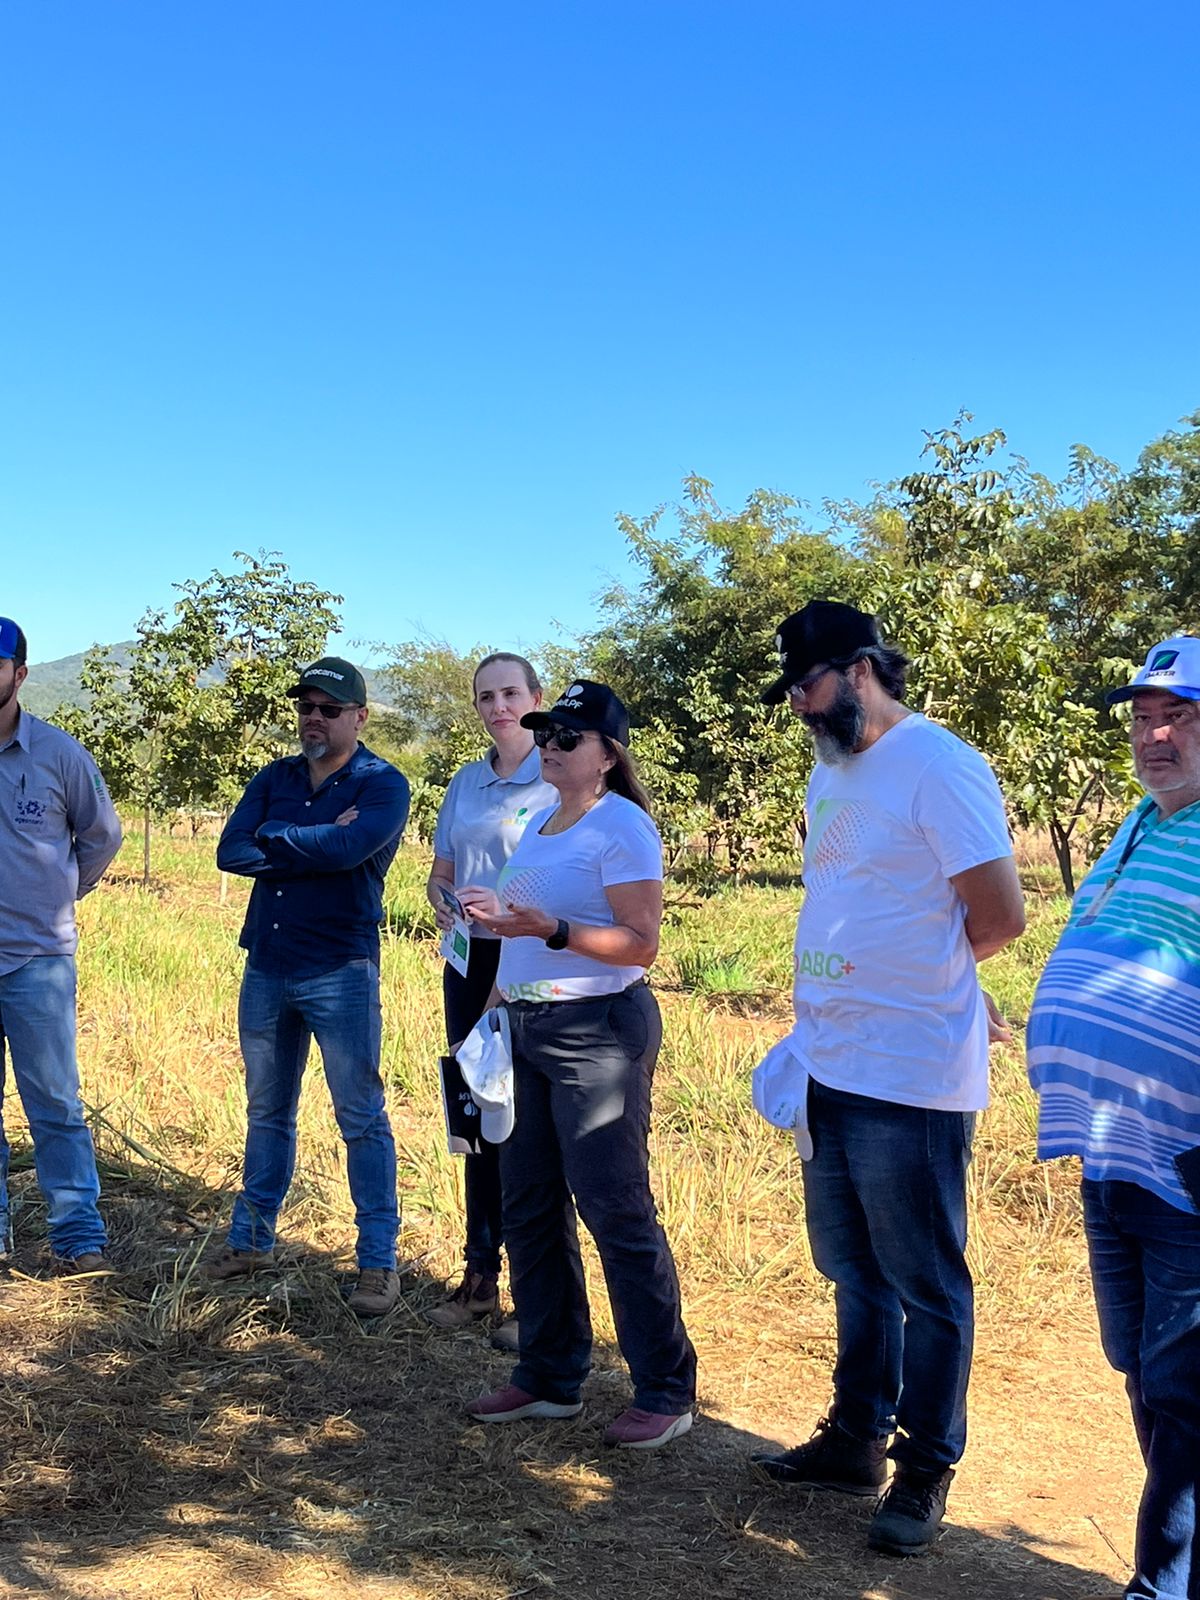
[793, 713, 1012, 1111]
[495, 791, 663, 1001]
[432, 747, 558, 940]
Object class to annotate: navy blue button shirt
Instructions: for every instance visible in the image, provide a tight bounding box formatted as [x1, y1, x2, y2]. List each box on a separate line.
[217, 743, 410, 976]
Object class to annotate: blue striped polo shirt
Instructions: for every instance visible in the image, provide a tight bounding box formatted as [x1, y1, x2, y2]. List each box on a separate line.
[1027, 795, 1200, 1214]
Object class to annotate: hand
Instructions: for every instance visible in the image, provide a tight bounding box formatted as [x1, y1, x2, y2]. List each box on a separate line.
[983, 990, 1012, 1045]
[428, 889, 454, 932]
[458, 886, 555, 941]
[455, 886, 503, 923]
[335, 806, 359, 827]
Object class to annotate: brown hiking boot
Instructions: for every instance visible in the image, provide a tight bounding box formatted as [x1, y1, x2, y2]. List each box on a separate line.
[204, 1245, 275, 1281]
[425, 1269, 499, 1329]
[52, 1251, 116, 1277]
[348, 1268, 401, 1317]
[490, 1315, 520, 1353]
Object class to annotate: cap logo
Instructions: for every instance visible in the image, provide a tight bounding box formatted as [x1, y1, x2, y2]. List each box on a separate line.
[307, 668, 345, 681]
[567, 683, 585, 697]
[1150, 649, 1179, 675]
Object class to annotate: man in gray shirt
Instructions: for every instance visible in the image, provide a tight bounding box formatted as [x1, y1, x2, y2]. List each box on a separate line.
[0, 616, 123, 1272]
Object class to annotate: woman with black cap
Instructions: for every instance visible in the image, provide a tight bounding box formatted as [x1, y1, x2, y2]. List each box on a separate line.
[456, 679, 696, 1449]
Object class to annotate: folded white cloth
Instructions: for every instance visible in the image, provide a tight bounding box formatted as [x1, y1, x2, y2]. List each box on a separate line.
[457, 1006, 515, 1144]
[751, 1035, 814, 1161]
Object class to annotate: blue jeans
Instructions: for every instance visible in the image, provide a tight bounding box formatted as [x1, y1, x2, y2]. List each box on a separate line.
[0, 955, 106, 1259]
[229, 960, 398, 1270]
[803, 1078, 975, 1473]
[499, 984, 696, 1414]
[1082, 1179, 1200, 1600]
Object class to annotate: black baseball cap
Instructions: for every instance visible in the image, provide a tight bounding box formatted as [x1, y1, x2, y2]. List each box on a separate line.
[762, 601, 882, 704]
[521, 678, 631, 744]
[0, 616, 28, 664]
[286, 656, 367, 705]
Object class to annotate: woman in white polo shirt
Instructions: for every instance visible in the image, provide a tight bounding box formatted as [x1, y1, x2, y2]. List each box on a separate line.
[457, 679, 696, 1450]
[425, 653, 557, 1339]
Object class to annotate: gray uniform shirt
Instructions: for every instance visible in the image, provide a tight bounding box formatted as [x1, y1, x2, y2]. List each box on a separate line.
[432, 745, 557, 940]
[0, 709, 123, 975]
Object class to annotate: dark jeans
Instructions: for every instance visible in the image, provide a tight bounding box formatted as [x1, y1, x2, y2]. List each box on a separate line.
[803, 1077, 976, 1473]
[1082, 1178, 1200, 1600]
[499, 982, 696, 1414]
[443, 940, 503, 1277]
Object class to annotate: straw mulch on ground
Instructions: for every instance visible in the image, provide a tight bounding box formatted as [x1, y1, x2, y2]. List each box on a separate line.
[0, 1148, 1138, 1600]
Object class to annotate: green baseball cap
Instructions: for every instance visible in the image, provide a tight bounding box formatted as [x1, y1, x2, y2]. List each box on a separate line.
[286, 656, 367, 705]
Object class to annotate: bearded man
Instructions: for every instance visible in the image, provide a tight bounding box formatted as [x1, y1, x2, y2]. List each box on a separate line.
[750, 600, 1025, 1557]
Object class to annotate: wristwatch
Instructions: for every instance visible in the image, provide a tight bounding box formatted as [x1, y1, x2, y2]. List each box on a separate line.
[545, 918, 570, 950]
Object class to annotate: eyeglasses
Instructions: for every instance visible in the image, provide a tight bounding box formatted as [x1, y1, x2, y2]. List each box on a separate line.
[786, 665, 835, 702]
[533, 724, 590, 752]
[295, 700, 359, 720]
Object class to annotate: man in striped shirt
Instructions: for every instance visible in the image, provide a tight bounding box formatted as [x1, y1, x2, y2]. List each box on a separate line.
[1028, 634, 1200, 1600]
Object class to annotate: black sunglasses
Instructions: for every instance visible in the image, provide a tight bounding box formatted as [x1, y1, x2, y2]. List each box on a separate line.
[533, 724, 591, 752]
[295, 700, 359, 720]
[786, 664, 836, 701]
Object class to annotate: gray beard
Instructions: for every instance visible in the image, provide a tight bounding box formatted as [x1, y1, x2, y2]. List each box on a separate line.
[803, 675, 866, 765]
[811, 730, 856, 766]
[301, 735, 329, 760]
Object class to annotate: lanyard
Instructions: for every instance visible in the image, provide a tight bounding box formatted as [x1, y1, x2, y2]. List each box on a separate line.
[1076, 807, 1156, 927]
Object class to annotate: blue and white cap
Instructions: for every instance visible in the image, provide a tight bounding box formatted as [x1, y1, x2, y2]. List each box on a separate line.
[0, 616, 27, 663]
[1107, 636, 1200, 705]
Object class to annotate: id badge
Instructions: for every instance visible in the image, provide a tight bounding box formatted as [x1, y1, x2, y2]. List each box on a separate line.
[440, 916, 471, 978]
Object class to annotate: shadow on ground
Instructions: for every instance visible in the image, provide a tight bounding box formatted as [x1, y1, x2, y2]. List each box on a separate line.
[0, 1154, 1122, 1600]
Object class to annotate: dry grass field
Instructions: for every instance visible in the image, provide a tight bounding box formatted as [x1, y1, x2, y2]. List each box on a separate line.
[0, 837, 1139, 1600]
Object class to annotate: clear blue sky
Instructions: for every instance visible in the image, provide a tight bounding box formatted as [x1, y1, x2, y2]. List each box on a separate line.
[3, 1, 1198, 671]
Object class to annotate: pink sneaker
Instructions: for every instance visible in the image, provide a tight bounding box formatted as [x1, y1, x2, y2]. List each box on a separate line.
[603, 1407, 694, 1449]
[466, 1385, 582, 1423]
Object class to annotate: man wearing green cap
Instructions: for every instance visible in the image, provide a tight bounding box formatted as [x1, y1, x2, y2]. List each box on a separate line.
[211, 657, 410, 1315]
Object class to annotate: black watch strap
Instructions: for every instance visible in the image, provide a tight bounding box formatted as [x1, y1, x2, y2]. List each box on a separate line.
[545, 917, 570, 950]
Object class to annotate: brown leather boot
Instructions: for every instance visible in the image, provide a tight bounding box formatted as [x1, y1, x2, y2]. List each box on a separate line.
[347, 1268, 401, 1317]
[203, 1245, 275, 1281]
[52, 1251, 117, 1277]
[425, 1268, 499, 1329]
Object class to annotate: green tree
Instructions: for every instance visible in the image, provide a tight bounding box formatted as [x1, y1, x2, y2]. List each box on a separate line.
[378, 637, 588, 841]
[854, 419, 1139, 892]
[591, 475, 861, 872]
[54, 552, 340, 884]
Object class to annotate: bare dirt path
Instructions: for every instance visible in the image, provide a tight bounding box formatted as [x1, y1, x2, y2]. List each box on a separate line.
[0, 1231, 1138, 1600]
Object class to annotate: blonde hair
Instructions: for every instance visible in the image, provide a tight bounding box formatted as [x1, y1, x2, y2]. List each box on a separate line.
[472, 652, 542, 699]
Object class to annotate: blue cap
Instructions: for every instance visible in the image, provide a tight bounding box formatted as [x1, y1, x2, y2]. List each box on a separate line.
[1107, 636, 1200, 705]
[0, 617, 27, 663]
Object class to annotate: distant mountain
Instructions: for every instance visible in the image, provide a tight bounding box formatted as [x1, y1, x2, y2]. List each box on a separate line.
[21, 645, 392, 718]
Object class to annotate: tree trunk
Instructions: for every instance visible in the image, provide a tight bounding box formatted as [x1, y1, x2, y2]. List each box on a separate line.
[1048, 818, 1075, 897]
